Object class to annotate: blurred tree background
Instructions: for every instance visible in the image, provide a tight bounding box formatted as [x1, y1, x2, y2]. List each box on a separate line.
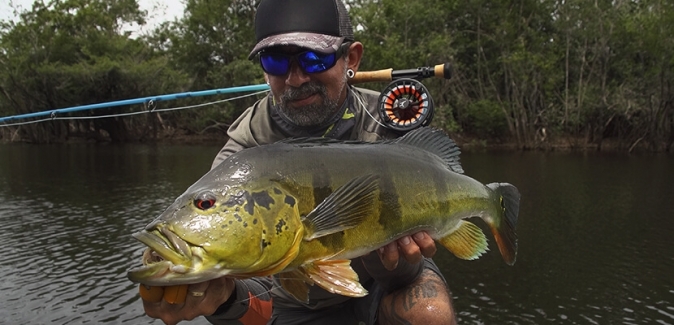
[0, 0, 672, 152]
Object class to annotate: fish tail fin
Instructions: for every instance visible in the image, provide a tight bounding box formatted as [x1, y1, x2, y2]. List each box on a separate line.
[486, 182, 520, 265]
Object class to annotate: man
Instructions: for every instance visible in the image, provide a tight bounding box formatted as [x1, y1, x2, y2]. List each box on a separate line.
[142, 0, 457, 324]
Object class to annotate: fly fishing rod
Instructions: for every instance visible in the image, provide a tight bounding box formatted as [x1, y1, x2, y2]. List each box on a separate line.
[350, 63, 452, 132]
[0, 64, 450, 129]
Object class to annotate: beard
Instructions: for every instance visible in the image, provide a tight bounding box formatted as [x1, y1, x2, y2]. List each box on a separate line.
[277, 74, 347, 127]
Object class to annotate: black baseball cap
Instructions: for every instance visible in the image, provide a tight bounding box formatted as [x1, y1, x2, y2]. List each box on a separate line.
[249, 0, 355, 59]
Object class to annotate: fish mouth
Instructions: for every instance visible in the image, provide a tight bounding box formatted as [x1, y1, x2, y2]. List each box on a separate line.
[134, 227, 192, 265]
[127, 227, 221, 285]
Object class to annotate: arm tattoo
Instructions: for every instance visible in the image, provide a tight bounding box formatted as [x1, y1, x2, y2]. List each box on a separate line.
[378, 270, 447, 325]
[402, 279, 439, 311]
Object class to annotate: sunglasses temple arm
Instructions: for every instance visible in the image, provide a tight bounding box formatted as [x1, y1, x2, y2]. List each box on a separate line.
[349, 63, 452, 84]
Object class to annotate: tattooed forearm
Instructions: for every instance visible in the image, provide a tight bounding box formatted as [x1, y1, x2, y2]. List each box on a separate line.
[402, 278, 440, 311]
[379, 295, 412, 325]
[378, 270, 454, 325]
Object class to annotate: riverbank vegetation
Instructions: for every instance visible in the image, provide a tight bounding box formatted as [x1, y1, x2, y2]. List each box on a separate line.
[1, 0, 672, 152]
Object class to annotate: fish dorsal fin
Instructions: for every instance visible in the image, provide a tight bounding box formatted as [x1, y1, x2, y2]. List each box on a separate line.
[278, 269, 314, 303]
[302, 174, 379, 240]
[437, 220, 489, 260]
[300, 259, 368, 298]
[393, 127, 464, 174]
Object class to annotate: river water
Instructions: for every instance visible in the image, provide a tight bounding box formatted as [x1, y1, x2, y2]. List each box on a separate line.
[0, 143, 672, 324]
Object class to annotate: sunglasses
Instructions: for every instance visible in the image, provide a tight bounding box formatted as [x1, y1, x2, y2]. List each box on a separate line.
[259, 43, 351, 76]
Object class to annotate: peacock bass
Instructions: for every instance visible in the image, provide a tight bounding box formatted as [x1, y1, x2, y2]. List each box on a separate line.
[127, 127, 520, 302]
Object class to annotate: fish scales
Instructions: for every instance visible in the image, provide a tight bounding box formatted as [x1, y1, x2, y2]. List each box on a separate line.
[127, 127, 520, 301]
[264, 144, 491, 265]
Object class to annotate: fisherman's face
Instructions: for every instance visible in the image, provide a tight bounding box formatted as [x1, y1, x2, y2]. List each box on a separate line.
[265, 45, 349, 127]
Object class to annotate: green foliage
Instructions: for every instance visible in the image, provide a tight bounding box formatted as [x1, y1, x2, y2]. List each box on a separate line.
[149, 0, 260, 89]
[431, 103, 461, 134]
[459, 99, 508, 138]
[0, 0, 188, 142]
[138, 0, 263, 136]
[1, 0, 672, 150]
[350, 0, 455, 70]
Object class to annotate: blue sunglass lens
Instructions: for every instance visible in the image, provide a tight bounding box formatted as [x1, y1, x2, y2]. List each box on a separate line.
[260, 51, 337, 76]
[260, 54, 291, 76]
[299, 52, 337, 74]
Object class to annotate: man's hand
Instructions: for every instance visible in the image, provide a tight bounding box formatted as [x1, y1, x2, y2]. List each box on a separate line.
[378, 231, 437, 270]
[141, 277, 235, 325]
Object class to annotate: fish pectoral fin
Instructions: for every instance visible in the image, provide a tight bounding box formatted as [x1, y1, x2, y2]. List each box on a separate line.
[301, 259, 368, 298]
[438, 220, 489, 260]
[301, 174, 379, 240]
[279, 269, 314, 303]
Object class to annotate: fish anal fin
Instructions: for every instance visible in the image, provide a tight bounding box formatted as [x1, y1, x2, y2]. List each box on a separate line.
[300, 259, 368, 298]
[438, 220, 489, 260]
[278, 269, 313, 303]
[302, 174, 379, 240]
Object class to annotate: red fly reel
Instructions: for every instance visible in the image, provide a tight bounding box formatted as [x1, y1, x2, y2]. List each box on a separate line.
[377, 78, 434, 132]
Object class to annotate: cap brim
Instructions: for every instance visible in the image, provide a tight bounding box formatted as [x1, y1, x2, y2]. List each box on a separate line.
[248, 32, 345, 60]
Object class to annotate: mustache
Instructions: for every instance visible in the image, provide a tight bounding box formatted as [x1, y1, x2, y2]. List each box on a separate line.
[281, 82, 326, 103]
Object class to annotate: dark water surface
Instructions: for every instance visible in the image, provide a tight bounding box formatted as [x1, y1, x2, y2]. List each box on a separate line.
[0, 144, 672, 324]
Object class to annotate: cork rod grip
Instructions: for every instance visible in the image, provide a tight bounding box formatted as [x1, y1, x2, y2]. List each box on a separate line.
[349, 68, 394, 84]
[349, 63, 451, 84]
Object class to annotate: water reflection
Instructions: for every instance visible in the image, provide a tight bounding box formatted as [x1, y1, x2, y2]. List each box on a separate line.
[0, 145, 672, 324]
[445, 152, 674, 324]
[0, 144, 217, 324]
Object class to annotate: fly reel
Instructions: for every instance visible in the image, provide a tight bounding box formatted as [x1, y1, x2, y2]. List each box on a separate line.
[377, 78, 434, 132]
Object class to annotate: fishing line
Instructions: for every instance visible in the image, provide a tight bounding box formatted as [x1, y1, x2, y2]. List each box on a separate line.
[231, 276, 311, 305]
[234, 287, 275, 304]
[352, 88, 388, 129]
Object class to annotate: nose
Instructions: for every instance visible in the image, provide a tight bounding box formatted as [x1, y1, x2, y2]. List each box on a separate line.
[285, 61, 311, 88]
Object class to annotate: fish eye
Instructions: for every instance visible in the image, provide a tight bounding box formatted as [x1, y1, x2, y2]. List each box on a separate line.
[194, 192, 217, 210]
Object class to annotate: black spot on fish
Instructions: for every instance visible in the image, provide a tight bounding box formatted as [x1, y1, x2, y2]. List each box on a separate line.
[376, 168, 404, 231]
[223, 191, 246, 207]
[243, 222, 248, 228]
[253, 219, 258, 225]
[312, 169, 333, 206]
[284, 195, 296, 207]
[221, 224, 227, 228]
[275, 219, 287, 235]
[273, 187, 282, 195]
[243, 191, 255, 215]
[252, 191, 275, 210]
[260, 239, 271, 249]
[229, 220, 233, 225]
[262, 230, 266, 234]
[234, 213, 243, 222]
[313, 186, 332, 208]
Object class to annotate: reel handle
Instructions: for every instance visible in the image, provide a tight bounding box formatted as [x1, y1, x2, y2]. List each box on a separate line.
[349, 63, 451, 84]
